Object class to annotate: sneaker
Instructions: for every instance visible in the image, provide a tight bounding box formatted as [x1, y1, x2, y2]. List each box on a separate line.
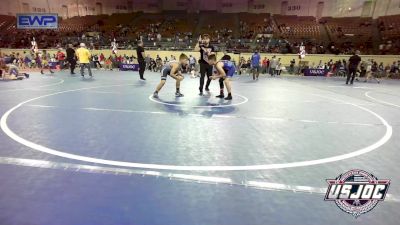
[140, 77, 146, 80]
[216, 94, 225, 98]
[199, 92, 203, 96]
[153, 92, 159, 98]
[205, 88, 210, 92]
[175, 92, 184, 97]
[224, 94, 232, 100]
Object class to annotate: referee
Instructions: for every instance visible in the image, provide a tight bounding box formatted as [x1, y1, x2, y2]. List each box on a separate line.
[136, 40, 146, 80]
[346, 50, 361, 85]
[194, 34, 215, 96]
[66, 44, 76, 75]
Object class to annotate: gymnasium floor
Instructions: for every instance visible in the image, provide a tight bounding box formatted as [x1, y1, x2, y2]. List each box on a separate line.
[0, 70, 399, 225]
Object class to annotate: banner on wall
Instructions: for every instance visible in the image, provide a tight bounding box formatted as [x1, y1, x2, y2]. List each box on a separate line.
[119, 64, 139, 71]
[17, 14, 58, 29]
[48, 62, 58, 69]
[304, 68, 328, 76]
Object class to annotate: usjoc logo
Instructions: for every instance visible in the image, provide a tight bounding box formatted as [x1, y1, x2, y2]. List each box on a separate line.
[325, 169, 390, 218]
[17, 14, 58, 29]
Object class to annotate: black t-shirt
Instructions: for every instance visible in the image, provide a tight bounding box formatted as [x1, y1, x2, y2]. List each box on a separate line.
[66, 48, 75, 60]
[349, 55, 361, 69]
[136, 46, 145, 62]
[199, 44, 215, 64]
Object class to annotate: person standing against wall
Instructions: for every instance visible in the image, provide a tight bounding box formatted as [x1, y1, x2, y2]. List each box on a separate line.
[269, 56, 278, 76]
[136, 40, 146, 80]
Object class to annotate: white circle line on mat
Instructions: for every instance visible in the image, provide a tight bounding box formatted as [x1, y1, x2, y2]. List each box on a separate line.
[0, 78, 64, 93]
[148, 93, 248, 108]
[365, 91, 400, 108]
[0, 86, 393, 171]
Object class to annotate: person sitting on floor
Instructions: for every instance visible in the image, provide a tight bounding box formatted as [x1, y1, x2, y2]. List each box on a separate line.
[0, 64, 29, 80]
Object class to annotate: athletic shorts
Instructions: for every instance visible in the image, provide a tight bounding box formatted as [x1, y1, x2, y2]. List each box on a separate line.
[225, 68, 235, 78]
[252, 65, 260, 72]
[161, 68, 171, 80]
[9, 68, 18, 75]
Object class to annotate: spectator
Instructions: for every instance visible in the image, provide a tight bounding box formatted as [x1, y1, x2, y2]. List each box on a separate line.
[56, 49, 66, 69]
[276, 58, 282, 76]
[92, 54, 102, 69]
[270, 56, 278, 76]
[289, 58, 295, 74]
[104, 56, 113, 71]
[261, 57, 269, 74]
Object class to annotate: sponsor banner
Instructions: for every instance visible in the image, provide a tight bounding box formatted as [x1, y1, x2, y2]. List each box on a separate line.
[304, 68, 328, 76]
[120, 64, 139, 71]
[48, 62, 58, 69]
[17, 14, 58, 29]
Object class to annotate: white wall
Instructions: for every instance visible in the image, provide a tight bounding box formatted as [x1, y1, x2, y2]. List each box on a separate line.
[250, 0, 400, 18]
[198, 0, 217, 11]
[219, 0, 249, 13]
[162, 0, 188, 11]
[132, 0, 161, 13]
[374, 0, 400, 16]
[386, 0, 400, 15]
[264, 0, 365, 17]
[0, 0, 20, 15]
[332, 0, 365, 17]
[1, 0, 400, 18]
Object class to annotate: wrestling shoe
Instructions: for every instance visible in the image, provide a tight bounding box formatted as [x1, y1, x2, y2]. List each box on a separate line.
[175, 92, 184, 97]
[224, 94, 232, 100]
